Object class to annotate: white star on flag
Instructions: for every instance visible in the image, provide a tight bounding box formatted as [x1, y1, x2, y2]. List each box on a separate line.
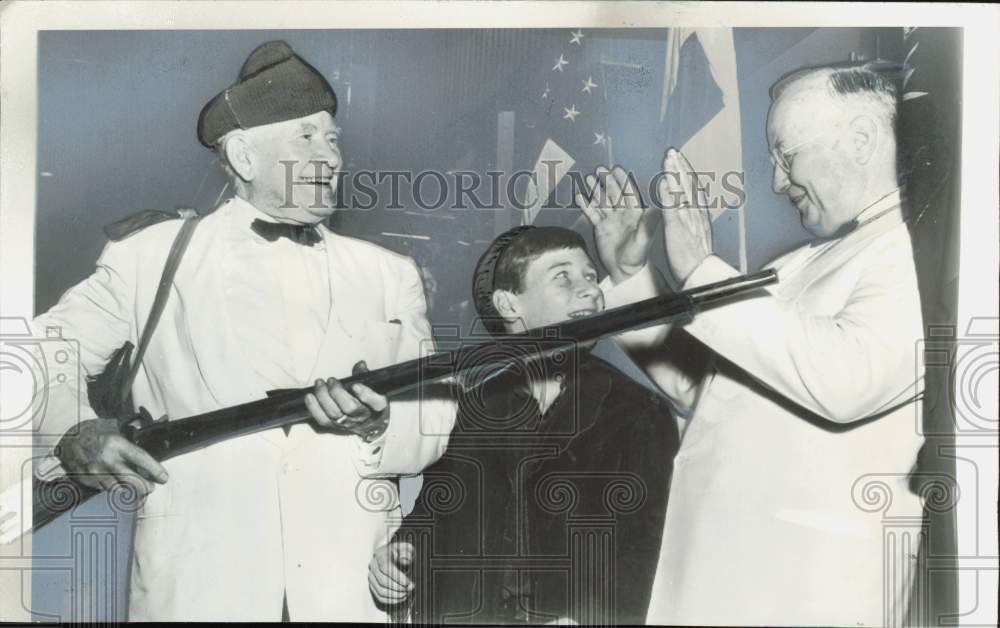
[563, 105, 580, 122]
[552, 54, 568, 72]
[581, 76, 598, 93]
[593, 132, 607, 145]
[570, 30, 585, 45]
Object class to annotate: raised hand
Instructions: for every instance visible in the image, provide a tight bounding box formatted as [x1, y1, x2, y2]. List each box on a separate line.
[659, 148, 714, 285]
[576, 165, 661, 285]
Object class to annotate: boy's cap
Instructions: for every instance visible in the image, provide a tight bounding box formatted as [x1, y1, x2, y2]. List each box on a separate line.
[473, 226, 536, 332]
[472, 225, 588, 336]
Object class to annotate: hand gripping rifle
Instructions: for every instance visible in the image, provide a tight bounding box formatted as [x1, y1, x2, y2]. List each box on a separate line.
[25, 269, 777, 535]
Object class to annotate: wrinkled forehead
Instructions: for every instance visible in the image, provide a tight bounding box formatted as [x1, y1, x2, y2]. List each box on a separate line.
[247, 110, 340, 140]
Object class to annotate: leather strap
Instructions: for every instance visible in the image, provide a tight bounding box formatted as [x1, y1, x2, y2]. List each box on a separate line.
[122, 211, 201, 397]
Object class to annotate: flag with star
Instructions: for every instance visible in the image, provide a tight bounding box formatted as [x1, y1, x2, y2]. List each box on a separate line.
[513, 28, 745, 271]
[514, 28, 615, 220]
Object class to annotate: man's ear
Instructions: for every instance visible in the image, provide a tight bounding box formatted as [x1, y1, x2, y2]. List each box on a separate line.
[492, 289, 521, 323]
[849, 114, 879, 166]
[222, 132, 255, 182]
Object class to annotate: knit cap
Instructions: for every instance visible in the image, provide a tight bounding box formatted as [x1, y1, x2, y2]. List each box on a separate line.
[197, 40, 337, 147]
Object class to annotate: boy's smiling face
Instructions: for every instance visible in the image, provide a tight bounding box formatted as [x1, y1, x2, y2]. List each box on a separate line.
[495, 247, 605, 333]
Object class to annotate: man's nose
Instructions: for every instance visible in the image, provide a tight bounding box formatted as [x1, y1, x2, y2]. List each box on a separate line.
[771, 164, 790, 195]
[316, 141, 342, 171]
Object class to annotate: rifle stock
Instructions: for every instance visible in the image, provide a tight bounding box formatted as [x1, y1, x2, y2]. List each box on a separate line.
[29, 268, 776, 534]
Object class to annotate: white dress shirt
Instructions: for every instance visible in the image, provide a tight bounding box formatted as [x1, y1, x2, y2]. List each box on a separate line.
[224, 197, 332, 390]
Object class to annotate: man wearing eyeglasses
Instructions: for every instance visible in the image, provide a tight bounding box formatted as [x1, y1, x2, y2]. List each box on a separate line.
[579, 61, 925, 625]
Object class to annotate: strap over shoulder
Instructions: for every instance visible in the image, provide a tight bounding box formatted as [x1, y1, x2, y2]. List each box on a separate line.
[103, 208, 199, 241]
[88, 210, 201, 422]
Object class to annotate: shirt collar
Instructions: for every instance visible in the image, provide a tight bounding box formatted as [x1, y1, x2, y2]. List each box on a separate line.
[478, 352, 611, 414]
[224, 195, 326, 247]
[854, 186, 903, 224]
[811, 186, 904, 247]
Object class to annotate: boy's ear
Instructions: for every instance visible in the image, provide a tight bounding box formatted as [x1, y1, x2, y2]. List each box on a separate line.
[492, 289, 520, 322]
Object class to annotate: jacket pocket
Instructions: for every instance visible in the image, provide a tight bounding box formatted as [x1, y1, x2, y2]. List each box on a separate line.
[361, 320, 404, 369]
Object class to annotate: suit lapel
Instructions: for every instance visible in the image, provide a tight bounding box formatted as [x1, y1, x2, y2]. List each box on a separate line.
[300, 229, 361, 383]
[173, 203, 261, 409]
[323, 230, 380, 337]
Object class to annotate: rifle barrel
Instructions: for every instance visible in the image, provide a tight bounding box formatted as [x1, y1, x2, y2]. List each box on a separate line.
[31, 268, 776, 532]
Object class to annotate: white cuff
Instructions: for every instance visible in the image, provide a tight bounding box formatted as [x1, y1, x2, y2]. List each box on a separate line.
[34, 452, 68, 482]
[601, 263, 661, 310]
[602, 263, 672, 350]
[351, 430, 388, 472]
[680, 255, 744, 345]
[681, 255, 741, 291]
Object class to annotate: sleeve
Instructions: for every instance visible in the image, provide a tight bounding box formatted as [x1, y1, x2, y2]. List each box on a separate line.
[601, 264, 712, 416]
[30, 240, 136, 477]
[353, 256, 457, 477]
[679, 248, 924, 424]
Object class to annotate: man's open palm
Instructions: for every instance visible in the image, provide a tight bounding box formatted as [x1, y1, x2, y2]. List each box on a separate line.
[577, 165, 660, 284]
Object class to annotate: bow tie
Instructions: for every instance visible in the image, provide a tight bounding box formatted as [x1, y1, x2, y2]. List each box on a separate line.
[250, 219, 322, 246]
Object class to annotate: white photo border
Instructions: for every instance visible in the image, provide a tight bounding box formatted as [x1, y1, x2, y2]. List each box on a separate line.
[1, 2, 997, 624]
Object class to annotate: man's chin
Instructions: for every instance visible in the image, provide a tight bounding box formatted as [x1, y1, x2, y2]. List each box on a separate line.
[799, 211, 826, 237]
[295, 186, 337, 208]
[298, 196, 338, 218]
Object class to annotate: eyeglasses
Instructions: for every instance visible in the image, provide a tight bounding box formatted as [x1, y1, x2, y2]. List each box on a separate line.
[769, 127, 838, 174]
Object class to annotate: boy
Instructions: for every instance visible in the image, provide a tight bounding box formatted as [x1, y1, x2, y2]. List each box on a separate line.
[369, 226, 679, 624]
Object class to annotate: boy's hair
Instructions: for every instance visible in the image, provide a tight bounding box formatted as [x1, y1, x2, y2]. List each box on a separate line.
[472, 225, 589, 336]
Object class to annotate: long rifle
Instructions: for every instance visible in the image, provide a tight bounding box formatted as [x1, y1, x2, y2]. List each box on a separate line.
[25, 269, 776, 535]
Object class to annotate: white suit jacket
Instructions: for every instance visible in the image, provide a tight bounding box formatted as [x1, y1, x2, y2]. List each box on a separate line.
[32, 198, 456, 621]
[605, 191, 925, 626]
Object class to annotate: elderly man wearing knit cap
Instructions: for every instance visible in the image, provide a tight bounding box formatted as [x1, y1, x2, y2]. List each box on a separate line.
[31, 41, 456, 621]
